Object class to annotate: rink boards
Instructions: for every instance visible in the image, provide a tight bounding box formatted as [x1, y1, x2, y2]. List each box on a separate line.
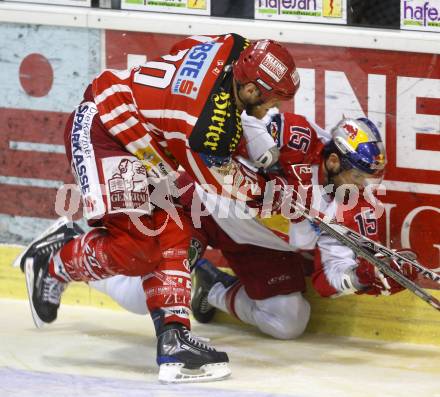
[3, 244, 440, 347]
[0, 12, 439, 269]
[0, 2, 439, 349]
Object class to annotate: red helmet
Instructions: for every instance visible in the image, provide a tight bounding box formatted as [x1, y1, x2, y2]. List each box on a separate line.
[233, 39, 300, 101]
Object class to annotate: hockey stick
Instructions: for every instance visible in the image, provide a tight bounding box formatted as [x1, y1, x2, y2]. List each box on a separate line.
[292, 202, 440, 312]
[327, 223, 440, 284]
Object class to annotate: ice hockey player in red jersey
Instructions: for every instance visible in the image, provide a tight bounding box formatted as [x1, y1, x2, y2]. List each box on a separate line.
[82, 110, 419, 341]
[18, 34, 300, 383]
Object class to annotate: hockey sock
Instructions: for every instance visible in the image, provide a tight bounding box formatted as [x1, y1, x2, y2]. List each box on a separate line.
[142, 253, 192, 330]
[207, 281, 258, 326]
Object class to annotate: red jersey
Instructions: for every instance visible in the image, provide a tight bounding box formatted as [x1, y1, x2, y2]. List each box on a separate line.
[91, 34, 263, 199]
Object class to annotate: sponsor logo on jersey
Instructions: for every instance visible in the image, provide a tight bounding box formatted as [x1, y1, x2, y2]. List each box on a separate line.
[290, 163, 313, 187]
[267, 113, 283, 146]
[70, 103, 98, 194]
[172, 41, 222, 99]
[107, 158, 151, 213]
[203, 91, 232, 151]
[200, 92, 243, 154]
[269, 121, 278, 140]
[163, 248, 188, 259]
[259, 52, 288, 83]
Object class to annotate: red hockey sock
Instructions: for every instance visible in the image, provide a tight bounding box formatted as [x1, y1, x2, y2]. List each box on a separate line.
[142, 209, 193, 329]
[142, 257, 192, 329]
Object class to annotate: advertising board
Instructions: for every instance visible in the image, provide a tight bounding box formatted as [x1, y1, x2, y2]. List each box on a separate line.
[255, 0, 347, 24]
[1, 27, 439, 276]
[401, 0, 440, 32]
[121, 0, 211, 16]
[4, 0, 91, 6]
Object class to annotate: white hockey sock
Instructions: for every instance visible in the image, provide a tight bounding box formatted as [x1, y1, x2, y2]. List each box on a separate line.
[228, 286, 258, 326]
[207, 282, 258, 327]
[207, 282, 228, 312]
[209, 283, 311, 339]
[89, 276, 148, 315]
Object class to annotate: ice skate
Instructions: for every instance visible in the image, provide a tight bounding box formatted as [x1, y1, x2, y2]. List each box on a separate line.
[191, 259, 237, 324]
[19, 217, 84, 328]
[157, 322, 231, 383]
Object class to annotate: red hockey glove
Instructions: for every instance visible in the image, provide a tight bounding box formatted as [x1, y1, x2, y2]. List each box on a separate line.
[249, 162, 313, 219]
[277, 163, 314, 219]
[355, 249, 419, 296]
[247, 173, 288, 214]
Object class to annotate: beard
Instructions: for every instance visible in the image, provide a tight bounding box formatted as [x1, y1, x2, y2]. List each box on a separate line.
[245, 98, 265, 115]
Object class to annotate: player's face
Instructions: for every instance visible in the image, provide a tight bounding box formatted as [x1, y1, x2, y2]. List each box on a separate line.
[249, 101, 281, 119]
[333, 168, 371, 190]
[236, 82, 264, 109]
[235, 82, 279, 112]
[325, 153, 381, 190]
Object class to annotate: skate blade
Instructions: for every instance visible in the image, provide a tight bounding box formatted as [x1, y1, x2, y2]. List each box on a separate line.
[24, 258, 46, 329]
[13, 216, 70, 270]
[158, 362, 231, 384]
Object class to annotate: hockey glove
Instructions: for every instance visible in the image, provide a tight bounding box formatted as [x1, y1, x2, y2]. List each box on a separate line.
[354, 249, 419, 296]
[267, 162, 314, 218]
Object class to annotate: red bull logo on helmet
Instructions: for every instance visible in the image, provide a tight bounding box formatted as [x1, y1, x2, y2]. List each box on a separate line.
[342, 121, 370, 151]
[342, 123, 359, 140]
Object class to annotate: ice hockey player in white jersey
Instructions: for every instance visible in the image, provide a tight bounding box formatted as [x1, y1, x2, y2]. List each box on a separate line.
[86, 108, 419, 340]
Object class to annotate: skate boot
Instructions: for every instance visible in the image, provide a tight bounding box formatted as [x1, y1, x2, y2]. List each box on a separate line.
[17, 217, 84, 328]
[156, 322, 231, 383]
[191, 258, 237, 324]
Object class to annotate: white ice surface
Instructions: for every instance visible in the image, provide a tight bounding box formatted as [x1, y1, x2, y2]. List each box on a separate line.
[1, 299, 440, 397]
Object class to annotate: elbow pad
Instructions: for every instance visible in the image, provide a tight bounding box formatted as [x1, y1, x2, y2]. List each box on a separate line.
[254, 146, 280, 169]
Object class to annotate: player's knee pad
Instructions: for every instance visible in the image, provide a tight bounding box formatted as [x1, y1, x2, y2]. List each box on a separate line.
[102, 213, 163, 275]
[255, 292, 311, 340]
